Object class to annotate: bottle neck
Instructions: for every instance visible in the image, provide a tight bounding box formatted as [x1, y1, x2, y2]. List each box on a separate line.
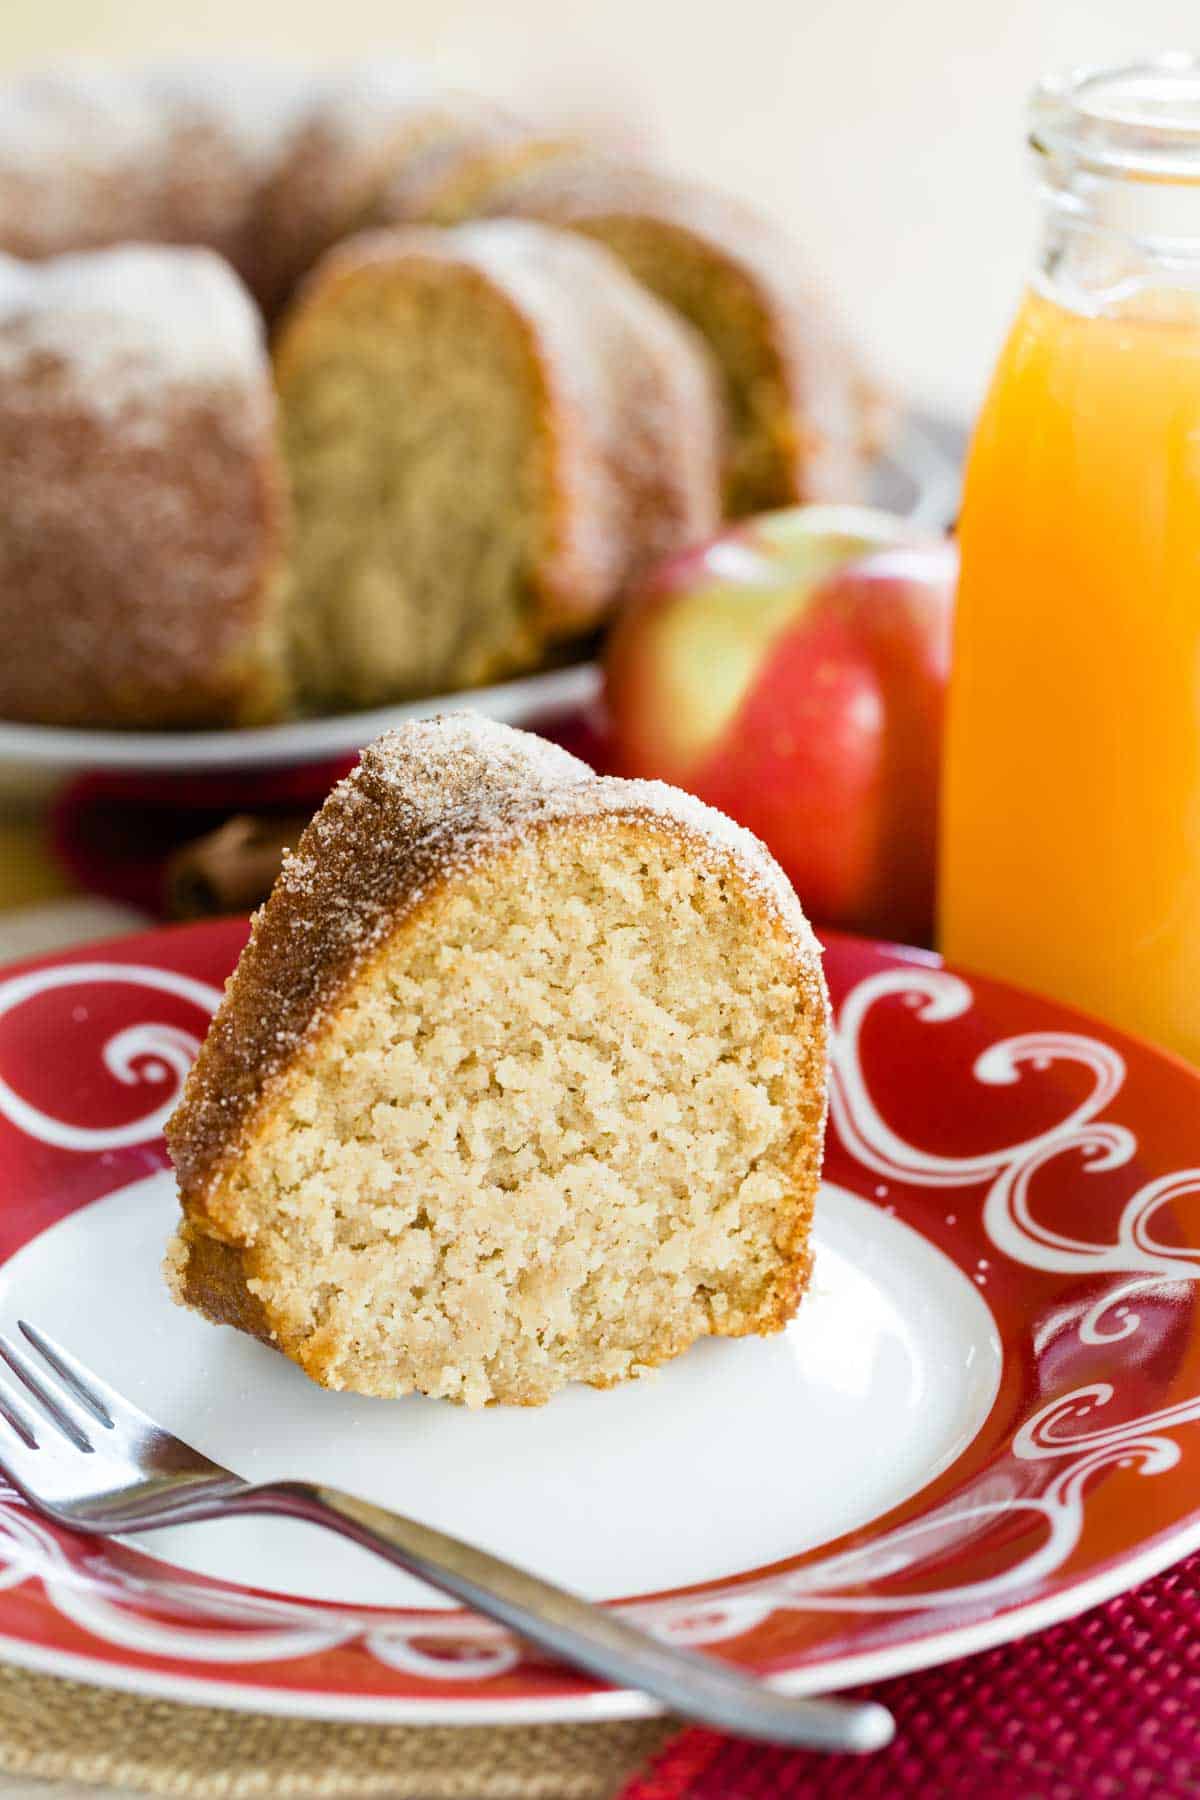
[1031, 56, 1200, 315]
[1035, 177, 1200, 314]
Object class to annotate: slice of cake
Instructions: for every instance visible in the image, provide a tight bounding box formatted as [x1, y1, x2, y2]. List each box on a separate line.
[165, 718, 828, 1407]
[273, 220, 722, 713]
[463, 157, 877, 516]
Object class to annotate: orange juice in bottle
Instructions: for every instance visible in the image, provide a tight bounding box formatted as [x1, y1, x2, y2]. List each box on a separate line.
[942, 57, 1200, 1062]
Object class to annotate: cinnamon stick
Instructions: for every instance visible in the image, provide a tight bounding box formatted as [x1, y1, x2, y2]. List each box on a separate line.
[166, 812, 310, 919]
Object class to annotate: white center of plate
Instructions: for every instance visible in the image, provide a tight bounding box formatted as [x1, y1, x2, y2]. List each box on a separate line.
[0, 1174, 1001, 1608]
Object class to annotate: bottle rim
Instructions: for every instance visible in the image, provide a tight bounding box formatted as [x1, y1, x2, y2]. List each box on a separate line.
[1031, 52, 1200, 183]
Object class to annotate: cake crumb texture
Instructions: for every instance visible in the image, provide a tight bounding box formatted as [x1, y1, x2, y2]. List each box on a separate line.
[274, 221, 722, 709]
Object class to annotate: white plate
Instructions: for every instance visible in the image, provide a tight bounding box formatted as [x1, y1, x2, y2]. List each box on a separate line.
[0, 1173, 1000, 1614]
[0, 663, 601, 777]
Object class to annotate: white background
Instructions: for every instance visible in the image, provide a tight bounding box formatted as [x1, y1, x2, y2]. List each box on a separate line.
[1, 0, 1198, 417]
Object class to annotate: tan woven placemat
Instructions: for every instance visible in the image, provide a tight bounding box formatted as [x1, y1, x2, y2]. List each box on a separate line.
[0, 1665, 675, 1799]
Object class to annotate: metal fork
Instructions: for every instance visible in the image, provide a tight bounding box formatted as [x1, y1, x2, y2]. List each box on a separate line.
[0, 1320, 892, 1753]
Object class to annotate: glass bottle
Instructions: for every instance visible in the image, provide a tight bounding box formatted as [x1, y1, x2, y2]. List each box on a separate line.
[941, 54, 1200, 1062]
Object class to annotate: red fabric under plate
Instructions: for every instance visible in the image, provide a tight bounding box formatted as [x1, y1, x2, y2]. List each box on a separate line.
[48, 757, 358, 915]
[619, 1555, 1200, 1798]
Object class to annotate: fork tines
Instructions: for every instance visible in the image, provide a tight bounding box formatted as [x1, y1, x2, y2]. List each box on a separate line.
[0, 1322, 120, 1453]
[0, 1367, 39, 1451]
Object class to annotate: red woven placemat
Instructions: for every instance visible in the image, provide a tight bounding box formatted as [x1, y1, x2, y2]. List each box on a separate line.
[619, 1554, 1200, 1799]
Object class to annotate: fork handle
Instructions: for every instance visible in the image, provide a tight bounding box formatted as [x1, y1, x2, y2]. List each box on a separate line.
[229, 1480, 892, 1752]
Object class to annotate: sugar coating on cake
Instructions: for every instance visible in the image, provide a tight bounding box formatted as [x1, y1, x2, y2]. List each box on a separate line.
[0, 67, 160, 190]
[140, 60, 321, 170]
[166, 717, 828, 1408]
[0, 243, 286, 728]
[290, 64, 504, 160]
[0, 60, 499, 309]
[0, 246, 267, 418]
[0, 60, 310, 173]
[0, 64, 291, 268]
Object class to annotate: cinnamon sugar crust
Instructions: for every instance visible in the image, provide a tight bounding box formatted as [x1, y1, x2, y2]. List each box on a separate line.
[0, 61, 880, 734]
[0, 247, 288, 727]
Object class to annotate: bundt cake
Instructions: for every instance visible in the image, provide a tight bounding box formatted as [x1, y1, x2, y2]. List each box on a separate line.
[0, 58, 879, 732]
[460, 157, 875, 515]
[165, 716, 828, 1407]
[274, 220, 722, 711]
[0, 246, 288, 729]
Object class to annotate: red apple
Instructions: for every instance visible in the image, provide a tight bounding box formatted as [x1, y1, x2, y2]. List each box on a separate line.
[605, 505, 957, 942]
